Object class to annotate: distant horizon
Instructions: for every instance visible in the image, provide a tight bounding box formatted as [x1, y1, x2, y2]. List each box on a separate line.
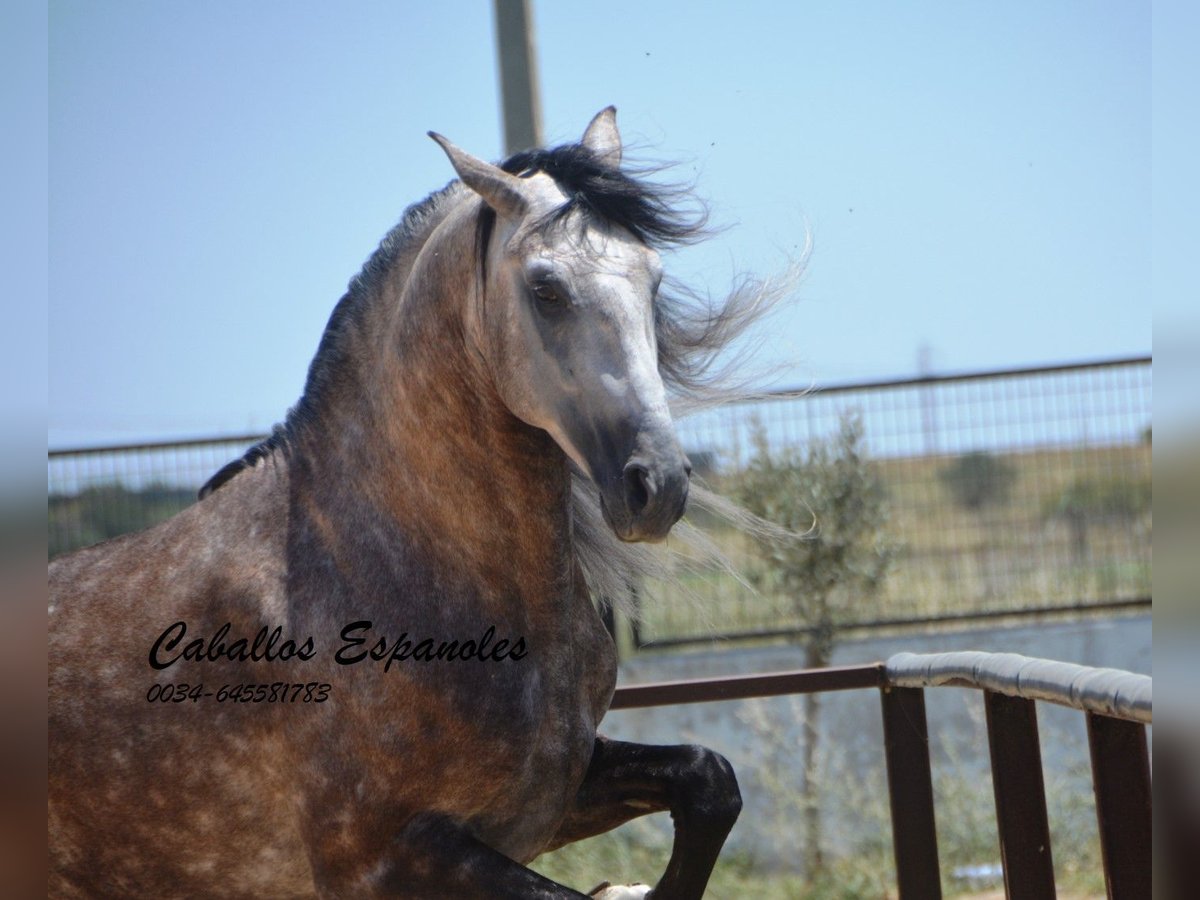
[47, 351, 1150, 455]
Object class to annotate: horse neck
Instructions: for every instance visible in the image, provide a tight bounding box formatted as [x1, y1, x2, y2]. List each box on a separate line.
[291, 202, 575, 594]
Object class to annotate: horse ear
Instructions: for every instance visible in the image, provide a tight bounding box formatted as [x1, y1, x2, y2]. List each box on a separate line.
[428, 132, 528, 220]
[581, 106, 622, 167]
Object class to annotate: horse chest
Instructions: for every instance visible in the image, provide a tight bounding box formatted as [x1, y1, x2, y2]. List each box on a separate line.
[282, 573, 616, 859]
[462, 624, 614, 860]
[281, 478, 621, 862]
[398, 603, 612, 777]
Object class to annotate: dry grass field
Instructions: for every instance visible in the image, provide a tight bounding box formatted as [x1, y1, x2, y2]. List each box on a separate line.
[636, 441, 1150, 645]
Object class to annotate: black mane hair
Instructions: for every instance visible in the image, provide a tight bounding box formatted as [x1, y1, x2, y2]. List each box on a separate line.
[500, 143, 706, 248]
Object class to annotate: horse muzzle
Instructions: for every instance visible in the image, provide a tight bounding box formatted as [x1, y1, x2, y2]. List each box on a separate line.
[600, 450, 691, 543]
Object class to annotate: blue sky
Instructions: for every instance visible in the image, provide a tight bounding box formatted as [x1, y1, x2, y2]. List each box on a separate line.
[47, 2, 1151, 448]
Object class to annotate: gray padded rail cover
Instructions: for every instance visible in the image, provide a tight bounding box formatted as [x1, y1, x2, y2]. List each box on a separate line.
[885, 651, 1152, 724]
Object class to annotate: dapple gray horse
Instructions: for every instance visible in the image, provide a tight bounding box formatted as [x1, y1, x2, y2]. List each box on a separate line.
[50, 108, 760, 898]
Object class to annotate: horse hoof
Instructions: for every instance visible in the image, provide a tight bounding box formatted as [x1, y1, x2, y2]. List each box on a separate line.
[589, 883, 652, 899]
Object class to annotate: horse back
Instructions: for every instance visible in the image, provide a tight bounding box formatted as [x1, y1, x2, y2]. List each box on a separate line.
[48, 462, 315, 898]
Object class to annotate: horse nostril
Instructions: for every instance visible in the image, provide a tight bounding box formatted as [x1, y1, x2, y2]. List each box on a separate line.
[683, 459, 693, 479]
[623, 463, 654, 515]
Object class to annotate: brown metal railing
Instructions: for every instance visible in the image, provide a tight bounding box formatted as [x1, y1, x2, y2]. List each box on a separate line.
[610, 651, 1152, 899]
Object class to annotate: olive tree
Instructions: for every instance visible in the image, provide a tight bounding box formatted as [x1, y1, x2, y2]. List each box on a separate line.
[735, 411, 896, 880]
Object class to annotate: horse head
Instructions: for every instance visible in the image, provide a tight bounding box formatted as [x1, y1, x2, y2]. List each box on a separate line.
[431, 109, 690, 543]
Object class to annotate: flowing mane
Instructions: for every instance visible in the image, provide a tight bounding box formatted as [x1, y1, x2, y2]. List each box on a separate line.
[200, 141, 787, 614]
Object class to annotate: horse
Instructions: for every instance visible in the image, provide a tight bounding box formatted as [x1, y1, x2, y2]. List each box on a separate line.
[49, 108, 770, 898]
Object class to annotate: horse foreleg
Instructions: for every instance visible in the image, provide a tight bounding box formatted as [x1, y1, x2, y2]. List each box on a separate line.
[547, 736, 743, 900]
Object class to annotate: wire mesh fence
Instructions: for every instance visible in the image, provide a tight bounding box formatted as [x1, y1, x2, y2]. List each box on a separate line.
[49, 357, 1151, 645]
[646, 356, 1151, 645]
[48, 435, 263, 559]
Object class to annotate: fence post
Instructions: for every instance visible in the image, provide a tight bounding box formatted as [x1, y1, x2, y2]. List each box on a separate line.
[1087, 713, 1152, 899]
[880, 686, 942, 899]
[984, 691, 1056, 898]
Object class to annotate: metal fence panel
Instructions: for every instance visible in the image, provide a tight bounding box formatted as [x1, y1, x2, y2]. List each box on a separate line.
[649, 357, 1151, 644]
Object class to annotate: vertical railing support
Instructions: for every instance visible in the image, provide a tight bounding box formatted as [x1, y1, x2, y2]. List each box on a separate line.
[984, 691, 1056, 898]
[881, 686, 942, 899]
[1087, 713, 1152, 899]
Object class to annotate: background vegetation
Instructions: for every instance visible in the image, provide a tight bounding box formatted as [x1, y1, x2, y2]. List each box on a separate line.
[639, 438, 1150, 645]
[49, 482, 195, 558]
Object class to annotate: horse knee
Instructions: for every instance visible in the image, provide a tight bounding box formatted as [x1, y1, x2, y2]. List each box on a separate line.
[679, 745, 742, 829]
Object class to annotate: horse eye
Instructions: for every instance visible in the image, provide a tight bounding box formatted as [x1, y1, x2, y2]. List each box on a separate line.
[531, 282, 562, 306]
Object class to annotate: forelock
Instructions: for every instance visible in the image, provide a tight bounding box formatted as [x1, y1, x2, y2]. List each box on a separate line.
[498, 143, 706, 249]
